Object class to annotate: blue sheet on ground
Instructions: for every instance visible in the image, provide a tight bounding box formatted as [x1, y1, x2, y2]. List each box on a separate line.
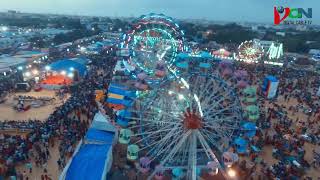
[85, 128, 114, 143]
[65, 144, 110, 180]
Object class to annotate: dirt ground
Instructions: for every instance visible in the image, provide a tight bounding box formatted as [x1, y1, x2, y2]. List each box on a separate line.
[0, 90, 65, 121]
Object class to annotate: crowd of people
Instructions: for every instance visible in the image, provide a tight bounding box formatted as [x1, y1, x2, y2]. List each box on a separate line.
[229, 63, 320, 180]
[0, 50, 117, 179]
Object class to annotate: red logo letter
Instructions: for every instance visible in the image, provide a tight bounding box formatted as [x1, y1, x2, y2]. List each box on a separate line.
[274, 7, 291, 25]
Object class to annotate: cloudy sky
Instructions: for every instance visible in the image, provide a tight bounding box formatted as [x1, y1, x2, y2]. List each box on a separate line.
[1, 0, 319, 24]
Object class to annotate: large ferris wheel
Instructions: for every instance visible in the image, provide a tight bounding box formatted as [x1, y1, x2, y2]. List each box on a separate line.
[119, 73, 242, 179]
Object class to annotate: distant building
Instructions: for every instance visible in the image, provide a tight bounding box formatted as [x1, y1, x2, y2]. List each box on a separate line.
[276, 32, 286, 37]
[309, 49, 320, 55]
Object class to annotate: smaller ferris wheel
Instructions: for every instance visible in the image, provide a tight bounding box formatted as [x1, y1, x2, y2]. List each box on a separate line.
[235, 40, 264, 63]
[120, 13, 185, 84]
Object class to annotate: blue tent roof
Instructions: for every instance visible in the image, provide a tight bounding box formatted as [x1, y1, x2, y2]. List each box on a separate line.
[234, 137, 248, 146]
[85, 128, 115, 143]
[65, 144, 111, 180]
[49, 59, 87, 77]
[242, 122, 256, 131]
[70, 57, 89, 65]
[177, 53, 190, 59]
[242, 122, 257, 138]
[118, 110, 132, 118]
[198, 51, 213, 59]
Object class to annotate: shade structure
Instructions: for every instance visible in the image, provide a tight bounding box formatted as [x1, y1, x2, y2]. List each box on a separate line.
[107, 103, 125, 110]
[176, 62, 188, 69]
[198, 51, 213, 59]
[234, 137, 248, 154]
[108, 93, 124, 100]
[242, 122, 257, 138]
[61, 112, 116, 180]
[64, 144, 111, 180]
[172, 168, 184, 179]
[91, 112, 116, 133]
[177, 52, 190, 59]
[48, 59, 87, 77]
[199, 62, 211, 69]
[0, 55, 27, 72]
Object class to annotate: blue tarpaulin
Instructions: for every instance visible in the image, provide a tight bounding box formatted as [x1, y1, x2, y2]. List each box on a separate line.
[107, 98, 133, 106]
[85, 128, 115, 143]
[65, 128, 114, 180]
[65, 144, 110, 180]
[61, 113, 117, 180]
[107, 98, 125, 104]
[108, 86, 136, 98]
[49, 59, 87, 77]
[109, 83, 128, 89]
[108, 86, 127, 95]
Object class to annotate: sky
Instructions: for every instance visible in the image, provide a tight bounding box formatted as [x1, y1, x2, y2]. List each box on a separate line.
[1, 0, 319, 24]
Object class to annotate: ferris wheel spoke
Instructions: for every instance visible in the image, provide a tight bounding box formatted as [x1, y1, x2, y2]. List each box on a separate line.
[199, 129, 223, 153]
[200, 128, 226, 141]
[148, 130, 192, 180]
[202, 104, 239, 118]
[133, 124, 181, 145]
[196, 130, 222, 167]
[148, 127, 186, 162]
[130, 109, 182, 121]
[139, 128, 183, 152]
[132, 125, 178, 137]
[131, 117, 181, 126]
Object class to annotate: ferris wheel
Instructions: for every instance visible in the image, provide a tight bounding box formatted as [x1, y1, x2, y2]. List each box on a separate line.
[120, 13, 185, 84]
[119, 73, 243, 179]
[235, 40, 264, 63]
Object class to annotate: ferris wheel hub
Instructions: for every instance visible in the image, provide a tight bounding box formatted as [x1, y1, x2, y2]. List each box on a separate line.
[183, 109, 202, 129]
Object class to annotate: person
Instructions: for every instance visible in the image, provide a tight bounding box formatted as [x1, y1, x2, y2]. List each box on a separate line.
[25, 161, 32, 173]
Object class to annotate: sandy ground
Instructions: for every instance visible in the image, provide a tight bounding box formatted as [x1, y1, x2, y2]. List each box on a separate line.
[0, 90, 65, 121]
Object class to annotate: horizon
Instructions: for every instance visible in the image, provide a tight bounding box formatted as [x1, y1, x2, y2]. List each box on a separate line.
[0, 0, 319, 25]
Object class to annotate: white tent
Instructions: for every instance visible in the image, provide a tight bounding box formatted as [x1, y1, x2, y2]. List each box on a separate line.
[91, 111, 117, 133]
